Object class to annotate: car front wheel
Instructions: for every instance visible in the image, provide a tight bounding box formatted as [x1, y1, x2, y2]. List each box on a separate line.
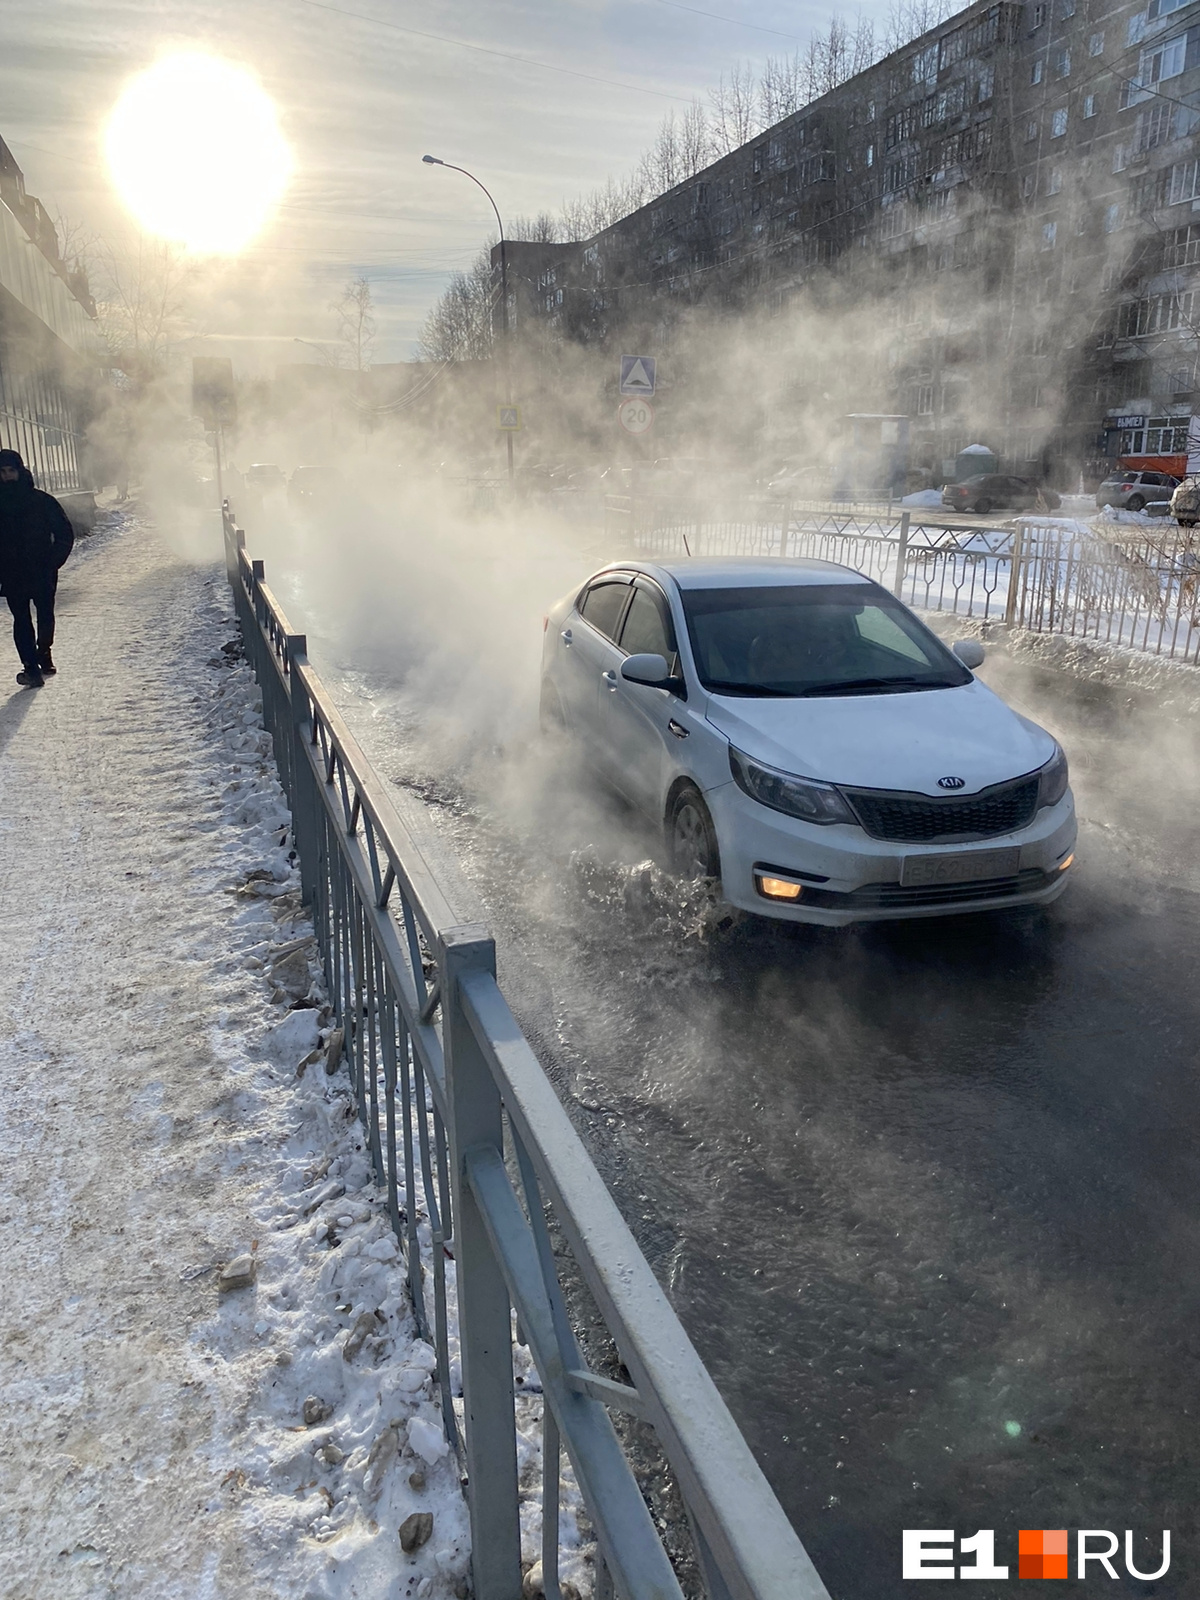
[667, 785, 721, 882]
[1127, 495, 1145, 512]
[974, 498, 991, 515]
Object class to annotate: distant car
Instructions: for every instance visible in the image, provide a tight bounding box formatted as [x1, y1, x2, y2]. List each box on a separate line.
[539, 557, 1076, 925]
[244, 463, 285, 493]
[1169, 476, 1200, 527]
[942, 475, 1062, 515]
[288, 465, 336, 505]
[1096, 469, 1179, 513]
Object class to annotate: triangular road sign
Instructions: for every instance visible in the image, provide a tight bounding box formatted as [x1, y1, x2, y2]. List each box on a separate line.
[619, 355, 656, 396]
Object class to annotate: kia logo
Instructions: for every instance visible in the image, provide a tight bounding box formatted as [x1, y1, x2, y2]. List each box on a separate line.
[937, 775, 967, 790]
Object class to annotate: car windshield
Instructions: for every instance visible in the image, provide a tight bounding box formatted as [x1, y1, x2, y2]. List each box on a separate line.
[681, 583, 972, 697]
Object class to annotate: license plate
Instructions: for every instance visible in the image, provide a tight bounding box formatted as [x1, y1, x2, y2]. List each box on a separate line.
[900, 846, 1021, 887]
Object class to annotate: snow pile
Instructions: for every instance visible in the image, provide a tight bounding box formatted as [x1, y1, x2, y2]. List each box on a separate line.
[191, 629, 592, 1595]
[900, 489, 945, 507]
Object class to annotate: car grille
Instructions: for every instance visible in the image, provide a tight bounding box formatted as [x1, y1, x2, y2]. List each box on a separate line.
[841, 775, 1040, 843]
[799, 868, 1055, 910]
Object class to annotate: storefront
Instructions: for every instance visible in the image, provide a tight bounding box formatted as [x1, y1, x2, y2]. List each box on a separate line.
[1103, 412, 1191, 477]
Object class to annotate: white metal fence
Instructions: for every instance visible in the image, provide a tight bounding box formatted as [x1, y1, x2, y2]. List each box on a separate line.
[607, 496, 1200, 665]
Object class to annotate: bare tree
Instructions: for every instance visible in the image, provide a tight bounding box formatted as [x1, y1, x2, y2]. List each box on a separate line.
[510, 213, 560, 243]
[758, 52, 807, 126]
[416, 248, 496, 363]
[335, 275, 376, 371]
[89, 235, 196, 373]
[708, 62, 760, 156]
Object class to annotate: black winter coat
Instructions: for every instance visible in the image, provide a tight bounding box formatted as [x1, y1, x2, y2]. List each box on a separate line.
[0, 472, 75, 592]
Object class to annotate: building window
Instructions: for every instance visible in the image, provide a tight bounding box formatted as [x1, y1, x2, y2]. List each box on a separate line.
[1031, 59, 1044, 83]
[1047, 167, 1063, 194]
[978, 66, 995, 101]
[1148, 0, 1190, 17]
[1083, 93, 1097, 117]
[1129, 34, 1187, 103]
[1030, 2, 1046, 27]
[1089, 31, 1104, 55]
[916, 384, 935, 414]
[866, 143, 874, 167]
[1105, 202, 1121, 231]
[1051, 108, 1068, 137]
[1026, 119, 1039, 140]
[1060, 0, 1075, 15]
[1113, 143, 1129, 172]
[1127, 12, 1146, 46]
[1043, 220, 1058, 247]
[1165, 221, 1200, 266]
[1168, 157, 1200, 202]
[1053, 48, 1070, 77]
[1135, 102, 1173, 153]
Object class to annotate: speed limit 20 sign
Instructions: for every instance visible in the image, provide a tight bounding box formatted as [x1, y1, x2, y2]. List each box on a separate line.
[617, 397, 654, 434]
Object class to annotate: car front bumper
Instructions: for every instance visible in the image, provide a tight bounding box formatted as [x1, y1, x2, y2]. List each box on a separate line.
[707, 781, 1077, 925]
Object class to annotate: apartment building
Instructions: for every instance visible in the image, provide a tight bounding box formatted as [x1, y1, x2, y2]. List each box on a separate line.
[0, 134, 103, 495]
[498, 0, 1200, 483]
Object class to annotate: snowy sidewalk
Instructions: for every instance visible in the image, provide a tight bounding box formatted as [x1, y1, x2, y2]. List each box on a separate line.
[0, 514, 469, 1599]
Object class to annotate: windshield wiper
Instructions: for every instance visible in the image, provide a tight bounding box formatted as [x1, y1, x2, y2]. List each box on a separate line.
[704, 680, 799, 697]
[798, 676, 954, 697]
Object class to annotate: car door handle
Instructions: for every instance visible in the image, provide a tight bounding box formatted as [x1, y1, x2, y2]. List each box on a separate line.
[561, 628, 572, 645]
[668, 719, 689, 738]
[602, 669, 618, 691]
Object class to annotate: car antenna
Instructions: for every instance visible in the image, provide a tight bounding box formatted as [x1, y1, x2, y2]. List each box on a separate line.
[682, 533, 692, 557]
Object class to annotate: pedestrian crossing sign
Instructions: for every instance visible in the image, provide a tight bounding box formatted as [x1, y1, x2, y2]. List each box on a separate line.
[497, 405, 522, 430]
[619, 355, 656, 397]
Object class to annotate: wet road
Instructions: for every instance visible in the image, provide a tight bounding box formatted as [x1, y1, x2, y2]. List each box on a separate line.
[254, 507, 1199, 1598]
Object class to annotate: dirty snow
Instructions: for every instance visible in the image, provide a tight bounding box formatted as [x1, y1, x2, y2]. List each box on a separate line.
[0, 511, 494, 1598]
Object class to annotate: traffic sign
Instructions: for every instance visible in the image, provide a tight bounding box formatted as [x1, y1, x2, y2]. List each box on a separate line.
[619, 355, 656, 397]
[497, 405, 522, 430]
[618, 398, 654, 435]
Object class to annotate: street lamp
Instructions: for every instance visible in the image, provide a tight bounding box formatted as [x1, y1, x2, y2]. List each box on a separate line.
[423, 154, 514, 485]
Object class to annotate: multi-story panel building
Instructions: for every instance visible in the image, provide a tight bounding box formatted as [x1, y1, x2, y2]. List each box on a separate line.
[0, 135, 103, 496]
[497, 0, 1200, 484]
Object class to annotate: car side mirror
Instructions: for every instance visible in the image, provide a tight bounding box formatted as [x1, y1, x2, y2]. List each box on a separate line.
[953, 639, 985, 669]
[621, 652, 678, 689]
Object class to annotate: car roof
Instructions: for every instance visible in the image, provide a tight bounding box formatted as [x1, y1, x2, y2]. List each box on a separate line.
[628, 557, 875, 590]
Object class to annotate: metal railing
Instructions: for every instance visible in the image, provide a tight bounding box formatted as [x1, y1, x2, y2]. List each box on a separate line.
[608, 496, 1015, 622]
[1010, 520, 1200, 664]
[607, 495, 1200, 662]
[221, 508, 828, 1600]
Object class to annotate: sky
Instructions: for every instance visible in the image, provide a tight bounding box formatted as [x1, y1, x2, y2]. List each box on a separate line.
[1, 0, 900, 363]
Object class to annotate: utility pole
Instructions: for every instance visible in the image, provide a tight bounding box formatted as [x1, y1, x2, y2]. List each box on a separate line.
[423, 156, 515, 487]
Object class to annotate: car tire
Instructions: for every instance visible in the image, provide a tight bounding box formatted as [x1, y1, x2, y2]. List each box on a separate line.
[666, 785, 721, 882]
[1179, 519, 1197, 529]
[1127, 495, 1145, 512]
[974, 498, 991, 515]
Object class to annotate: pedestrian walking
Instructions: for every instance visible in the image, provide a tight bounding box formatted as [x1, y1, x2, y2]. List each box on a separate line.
[0, 448, 74, 687]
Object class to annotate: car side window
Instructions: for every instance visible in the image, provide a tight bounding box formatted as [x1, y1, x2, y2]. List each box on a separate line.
[579, 580, 631, 641]
[620, 587, 675, 659]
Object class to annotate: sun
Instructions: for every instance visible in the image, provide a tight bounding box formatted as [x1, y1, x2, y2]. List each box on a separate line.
[105, 53, 292, 254]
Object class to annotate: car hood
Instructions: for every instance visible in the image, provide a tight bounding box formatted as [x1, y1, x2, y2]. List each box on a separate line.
[704, 677, 1055, 794]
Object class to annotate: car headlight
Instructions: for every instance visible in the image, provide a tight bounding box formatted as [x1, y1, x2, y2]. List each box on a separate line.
[1037, 743, 1069, 808]
[729, 746, 857, 826]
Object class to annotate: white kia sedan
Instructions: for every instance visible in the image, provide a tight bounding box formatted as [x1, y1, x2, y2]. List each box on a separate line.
[540, 558, 1076, 925]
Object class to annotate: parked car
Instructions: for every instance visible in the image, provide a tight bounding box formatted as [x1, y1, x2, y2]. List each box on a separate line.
[245, 462, 285, 490]
[288, 465, 337, 505]
[1169, 476, 1200, 527]
[1097, 469, 1179, 513]
[942, 475, 1062, 514]
[540, 558, 1076, 925]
